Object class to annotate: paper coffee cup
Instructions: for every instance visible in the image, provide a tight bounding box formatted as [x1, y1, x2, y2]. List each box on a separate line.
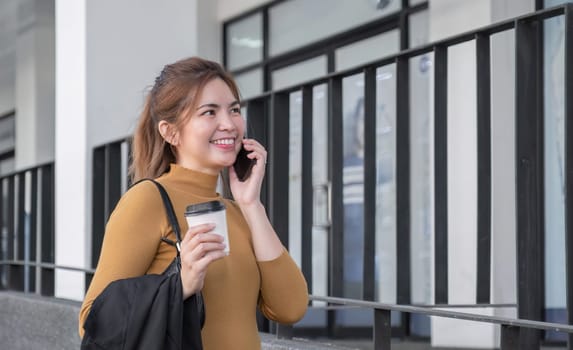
[185, 200, 229, 255]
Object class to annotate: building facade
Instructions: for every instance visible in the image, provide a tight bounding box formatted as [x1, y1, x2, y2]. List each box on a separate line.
[0, 0, 571, 348]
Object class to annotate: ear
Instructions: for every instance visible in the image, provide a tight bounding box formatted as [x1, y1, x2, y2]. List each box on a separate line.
[157, 120, 179, 145]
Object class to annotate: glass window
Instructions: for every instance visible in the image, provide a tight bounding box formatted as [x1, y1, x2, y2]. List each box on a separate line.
[409, 52, 433, 337]
[543, 15, 567, 341]
[312, 84, 328, 305]
[269, 0, 401, 56]
[490, 29, 516, 308]
[544, 0, 573, 7]
[409, 53, 433, 306]
[335, 30, 400, 72]
[234, 68, 263, 100]
[409, 9, 429, 48]
[341, 73, 365, 300]
[272, 55, 327, 90]
[226, 13, 263, 70]
[289, 91, 303, 267]
[447, 41, 478, 304]
[0, 114, 15, 155]
[375, 64, 397, 303]
[0, 113, 15, 176]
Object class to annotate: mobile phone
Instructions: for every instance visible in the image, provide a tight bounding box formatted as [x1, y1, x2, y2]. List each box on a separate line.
[233, 145, 256, 181]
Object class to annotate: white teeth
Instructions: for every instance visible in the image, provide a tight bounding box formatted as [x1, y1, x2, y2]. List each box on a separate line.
[211, 138, 234, 145]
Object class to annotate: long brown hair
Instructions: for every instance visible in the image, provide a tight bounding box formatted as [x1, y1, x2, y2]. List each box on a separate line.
[129, 57, 241, 182]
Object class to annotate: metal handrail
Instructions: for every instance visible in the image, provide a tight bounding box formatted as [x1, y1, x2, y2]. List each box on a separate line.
[294, 295, 572, 349]
[0, 260, 95, 274]
[309, 295, 570, 333]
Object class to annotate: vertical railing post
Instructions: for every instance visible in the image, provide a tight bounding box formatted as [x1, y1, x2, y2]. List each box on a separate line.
[246, 98, 272, 334]
[564, 4, 573, 350]
[515, 16, 544, 350]
[475, 32, 492, 305]
[16, 173, 25, 291]
[91, 146, 106, 275]
[395, 57, 411, 302]
[106, 143, 122, 221]
[267, 92, 290, 337]
[328, 77, 344, 336]
[363, 67, 377, 301]
[246, 99, 269, 206]
[434, 44, 449, 305]
[395, 55, 411, 336]
[269, 93, 290, 246]
[40, 164, 54, 296]
[373, 309, 392, 350]
[301, 87, 314, 294]
[29, 170, 38, 294]
[500, 325, 520, 350]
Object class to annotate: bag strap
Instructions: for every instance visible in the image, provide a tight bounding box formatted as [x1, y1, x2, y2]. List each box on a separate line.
[132, 178, 182, 253]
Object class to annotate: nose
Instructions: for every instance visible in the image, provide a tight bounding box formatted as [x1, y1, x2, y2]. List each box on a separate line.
[218, 111, 237, 131]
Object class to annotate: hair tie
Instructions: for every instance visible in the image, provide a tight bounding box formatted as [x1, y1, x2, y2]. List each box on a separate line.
[153, 65, 169, 89]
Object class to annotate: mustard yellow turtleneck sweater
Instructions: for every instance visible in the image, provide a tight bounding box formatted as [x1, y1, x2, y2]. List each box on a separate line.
[79, 164, 308, 349]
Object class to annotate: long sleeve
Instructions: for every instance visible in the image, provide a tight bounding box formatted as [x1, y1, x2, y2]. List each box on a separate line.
[257, 250, 308, 324]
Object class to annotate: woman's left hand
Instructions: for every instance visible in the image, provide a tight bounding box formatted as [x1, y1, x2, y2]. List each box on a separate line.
[229, 138, 267, 206]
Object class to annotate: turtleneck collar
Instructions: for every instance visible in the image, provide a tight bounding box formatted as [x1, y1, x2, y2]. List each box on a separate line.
[159, 163, 220, 199]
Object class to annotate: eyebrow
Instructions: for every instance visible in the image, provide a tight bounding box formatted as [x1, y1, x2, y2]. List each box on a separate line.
[196, 100, 240, 110]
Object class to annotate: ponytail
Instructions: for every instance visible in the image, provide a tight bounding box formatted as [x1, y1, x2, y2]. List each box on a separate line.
[129, 94, 175, 182]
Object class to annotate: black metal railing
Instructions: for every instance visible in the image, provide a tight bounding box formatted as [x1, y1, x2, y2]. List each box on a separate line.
[87, 4, 573, 349]
[283, 295, 573, 350]
[91, 139, 131, 279]
[242, 4, 572, 348]
[0, 163, 58, 296]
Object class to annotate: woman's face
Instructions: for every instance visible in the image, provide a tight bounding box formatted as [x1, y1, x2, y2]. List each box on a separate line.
[174, 78, 244, 174]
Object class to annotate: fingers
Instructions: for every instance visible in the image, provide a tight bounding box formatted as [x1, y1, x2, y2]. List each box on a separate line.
[180, 223, 224, 266]
[181, 224, 225, 257]
[179, 224, 227, 297]
[242, 138, 267, 165]
[182, 223, 215, 244]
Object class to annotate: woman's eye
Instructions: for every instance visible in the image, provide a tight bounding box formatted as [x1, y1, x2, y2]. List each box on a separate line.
[230, 107, 241, 115]
[201, 110, 215, 116]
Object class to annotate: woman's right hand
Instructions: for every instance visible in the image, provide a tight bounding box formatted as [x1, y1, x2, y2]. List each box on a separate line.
[179, 223, 227, 299]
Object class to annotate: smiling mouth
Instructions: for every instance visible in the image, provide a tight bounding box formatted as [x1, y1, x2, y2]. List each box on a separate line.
[210, 138, 236, 145]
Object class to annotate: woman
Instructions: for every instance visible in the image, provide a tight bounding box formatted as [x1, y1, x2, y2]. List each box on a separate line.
[79, 56, 308, 349]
